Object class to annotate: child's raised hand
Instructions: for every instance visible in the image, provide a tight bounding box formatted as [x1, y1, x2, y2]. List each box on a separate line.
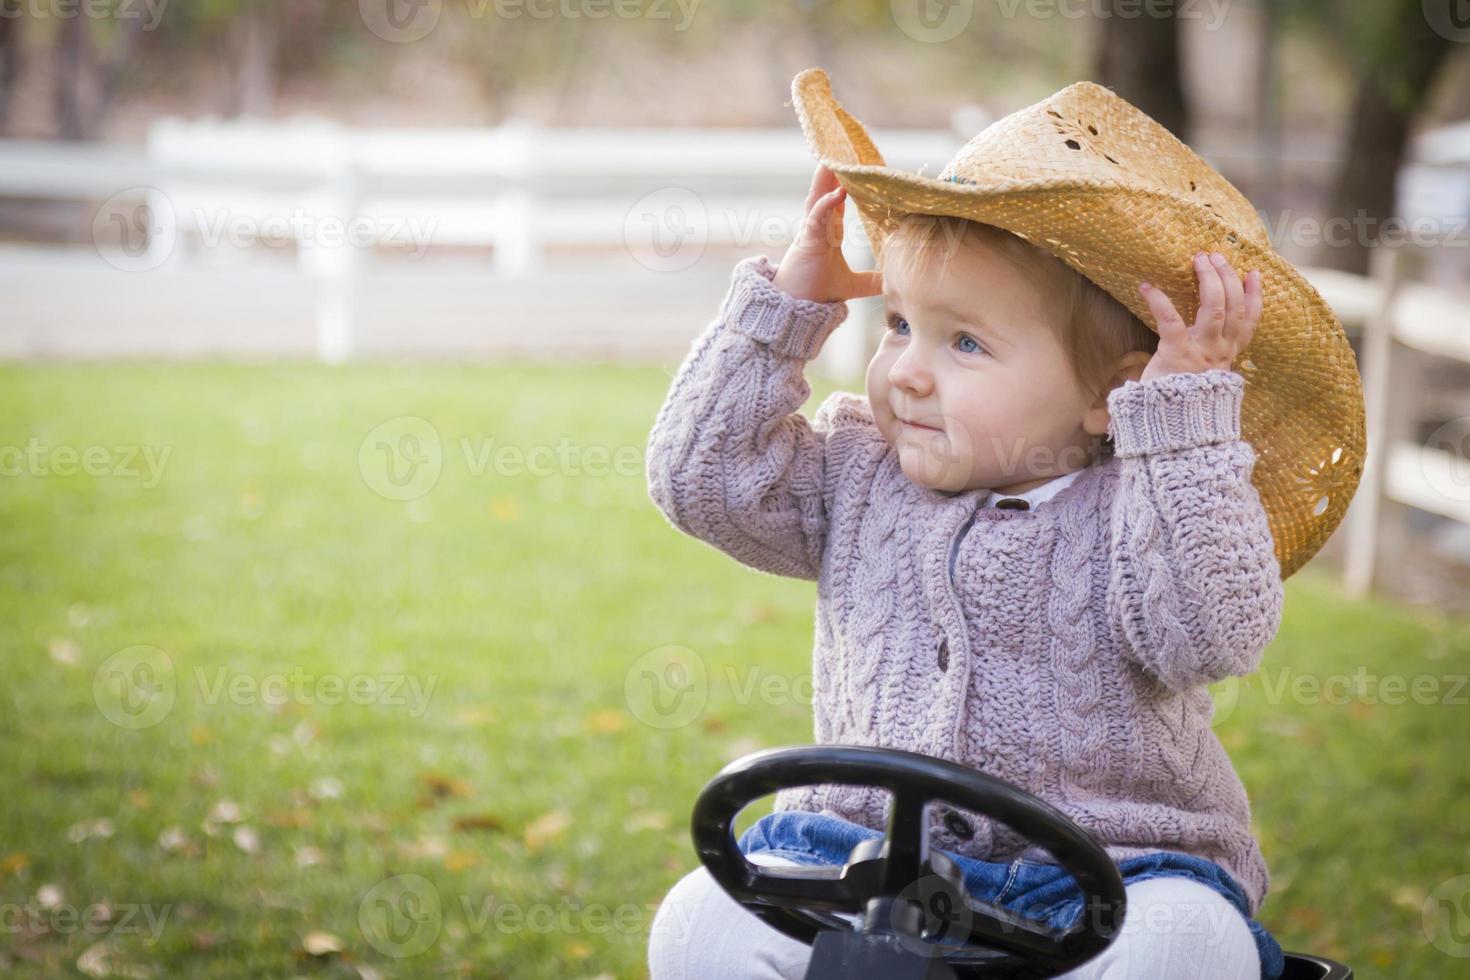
[1136, 250, 1262, 384]
[771, 164, 883, 304]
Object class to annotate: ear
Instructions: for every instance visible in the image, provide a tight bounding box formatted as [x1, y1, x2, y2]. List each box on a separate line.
[1082, 350, 1153, 438]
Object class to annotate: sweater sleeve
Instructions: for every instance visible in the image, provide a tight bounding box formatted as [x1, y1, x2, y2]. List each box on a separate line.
[1104, 368, 1285, 692]
[644, 254, 852, 581]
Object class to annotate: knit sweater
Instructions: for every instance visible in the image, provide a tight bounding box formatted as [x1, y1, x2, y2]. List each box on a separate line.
[645, 254, 1285, 916]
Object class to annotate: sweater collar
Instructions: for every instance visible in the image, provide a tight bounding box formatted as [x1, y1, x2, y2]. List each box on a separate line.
[983, 467, 1086, 511]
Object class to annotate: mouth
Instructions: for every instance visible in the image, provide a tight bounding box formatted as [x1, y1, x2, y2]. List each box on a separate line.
[900, 418, 942, 432]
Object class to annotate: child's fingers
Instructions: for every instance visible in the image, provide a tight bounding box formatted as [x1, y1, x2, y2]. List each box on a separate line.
[1244, 269, 1263, 333]
[1139, 281, 1187, 345]
[1193, 251, 1227, 337]
[804, 165, 838, 215]
[1211, 252, 1245, 328]
[799, 186, 845, 250]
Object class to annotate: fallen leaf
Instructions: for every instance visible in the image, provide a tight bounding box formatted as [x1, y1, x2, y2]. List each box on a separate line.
[444, 850, 480, 872]
[583, 709, 627, 734]
[309, 777, 344, 801]
[209, 800, 242, 824]
[420, 772, 471, 800]
[301, 930, 345, 956]
[453, 814, 508, 833]
[624, 810, 670, 833]
[233, 826, 261, 855]
[453, 706, 495, 726]
[66, 818, 116, 844]
[48, 637, 81, 666]
[524, 810, 572, 853]
[77, 941, 151, 979]
[157, 827, 189, 854]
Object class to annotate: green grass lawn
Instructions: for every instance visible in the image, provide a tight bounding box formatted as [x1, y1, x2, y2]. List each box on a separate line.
[1, 362, 1467, 978]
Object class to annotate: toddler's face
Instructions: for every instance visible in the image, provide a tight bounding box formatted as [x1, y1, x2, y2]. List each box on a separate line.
[866, 234, 1107, 495]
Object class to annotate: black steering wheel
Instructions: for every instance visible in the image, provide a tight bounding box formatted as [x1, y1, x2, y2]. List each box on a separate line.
[691, 744, 1127, 979]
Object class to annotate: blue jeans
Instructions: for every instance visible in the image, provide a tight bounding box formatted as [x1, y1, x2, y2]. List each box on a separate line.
[737, 810, 1284, 980]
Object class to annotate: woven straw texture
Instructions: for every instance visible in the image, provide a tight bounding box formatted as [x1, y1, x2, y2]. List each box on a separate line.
[789, 67, 1365, 579]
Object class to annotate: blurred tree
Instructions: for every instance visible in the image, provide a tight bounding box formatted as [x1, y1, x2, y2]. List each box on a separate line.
[1092, 0, 1187, 139]
[53, 0, 146, 139]
[0, 0, 18, 134]
[1299, 0, 1463, 273]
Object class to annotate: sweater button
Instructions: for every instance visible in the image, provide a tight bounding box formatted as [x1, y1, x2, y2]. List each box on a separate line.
[936, 638, 949, 672]
[942, 810, 974, 840]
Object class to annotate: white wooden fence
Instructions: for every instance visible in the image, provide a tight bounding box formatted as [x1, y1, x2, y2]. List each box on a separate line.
[0, 117, 969, 371]
[1, 119, 1468, 592]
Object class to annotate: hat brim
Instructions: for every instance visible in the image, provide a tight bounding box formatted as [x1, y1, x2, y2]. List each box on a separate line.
[794, 73, 1365, 580]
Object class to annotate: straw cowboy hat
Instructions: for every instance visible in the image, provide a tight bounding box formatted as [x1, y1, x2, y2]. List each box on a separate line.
[788, 66, 1365, 580]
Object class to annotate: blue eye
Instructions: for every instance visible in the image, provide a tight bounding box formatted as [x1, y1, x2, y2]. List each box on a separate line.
[885, 313, 910, 336]
[957, 334, 983, 355]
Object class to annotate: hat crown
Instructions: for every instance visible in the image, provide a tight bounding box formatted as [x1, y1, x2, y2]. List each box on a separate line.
[938, 81, 1270, 249]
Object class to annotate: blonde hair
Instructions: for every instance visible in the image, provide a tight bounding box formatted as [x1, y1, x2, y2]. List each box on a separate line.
[880, 214, 1158, 405]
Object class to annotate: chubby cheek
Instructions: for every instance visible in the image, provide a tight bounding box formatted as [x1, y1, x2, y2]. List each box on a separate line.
[864, 354, 896, 432]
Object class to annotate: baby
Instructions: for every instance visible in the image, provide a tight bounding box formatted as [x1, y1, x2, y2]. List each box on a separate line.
[644, 163, 1286, 980]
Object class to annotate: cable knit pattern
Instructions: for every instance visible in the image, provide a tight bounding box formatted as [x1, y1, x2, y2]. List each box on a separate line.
[645, 254, 1285, 918]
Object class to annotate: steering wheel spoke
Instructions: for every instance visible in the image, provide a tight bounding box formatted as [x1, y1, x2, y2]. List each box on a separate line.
[690, 745, 1127, 978]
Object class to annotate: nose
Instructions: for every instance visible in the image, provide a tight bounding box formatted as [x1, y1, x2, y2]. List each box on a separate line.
[888, 345, 932, 396]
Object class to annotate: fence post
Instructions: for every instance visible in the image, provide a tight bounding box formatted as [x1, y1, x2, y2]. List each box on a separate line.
[1343, 244, 1409, 597]
[306, 158, 361, 363]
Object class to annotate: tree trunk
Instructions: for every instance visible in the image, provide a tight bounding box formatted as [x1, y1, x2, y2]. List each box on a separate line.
[54, 12, 85, 140]
[233, 1, 279, 118]
[1315, 1, 1459, 274]
[1092, 0, 1187, 140]
[0, 2, 19, 134]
